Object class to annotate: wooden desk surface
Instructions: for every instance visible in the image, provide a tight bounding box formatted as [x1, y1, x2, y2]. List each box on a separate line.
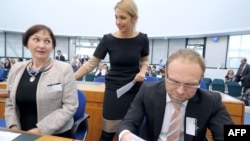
[0, 82, 7, 89]
[36, 135, 73, 141]
[77, 81, 105, 103]
[0, 127, 72, 141]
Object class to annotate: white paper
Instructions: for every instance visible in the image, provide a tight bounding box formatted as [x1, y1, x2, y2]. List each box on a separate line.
[186, 117, 197, 136]
[116, 81, 135, 98]
[131, 132, 146, 141]
[0, 131, 21, 141]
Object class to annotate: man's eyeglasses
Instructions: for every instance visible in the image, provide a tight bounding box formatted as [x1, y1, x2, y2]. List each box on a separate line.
[166, 78, 200, 91]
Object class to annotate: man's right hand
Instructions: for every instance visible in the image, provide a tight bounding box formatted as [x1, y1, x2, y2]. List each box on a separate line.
[120, 130, 132, 141]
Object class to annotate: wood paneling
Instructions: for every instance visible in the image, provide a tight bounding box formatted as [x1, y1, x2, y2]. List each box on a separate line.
[0, 89, 8, 118]
[206, 92, 245, 141]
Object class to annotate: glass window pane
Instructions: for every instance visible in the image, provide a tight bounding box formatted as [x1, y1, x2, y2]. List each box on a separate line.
[0, 32, 4, 57]
[55, 37, 69, 60]
[187, 38, 204, 44]
[227, 34, 250, 68]
[6, 33, 22, 57]
[187, 38, 205, 57]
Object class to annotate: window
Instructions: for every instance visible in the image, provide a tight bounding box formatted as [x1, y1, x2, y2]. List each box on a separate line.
[227, 35, 250, 68]
[0, 32, 5, 57]
[186, 38, 205, 57]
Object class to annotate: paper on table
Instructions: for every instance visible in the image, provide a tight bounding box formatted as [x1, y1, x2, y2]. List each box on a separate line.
[0, 131, 21, 141]
[131, 132, 146, 141]
[116, 81, 135, 98]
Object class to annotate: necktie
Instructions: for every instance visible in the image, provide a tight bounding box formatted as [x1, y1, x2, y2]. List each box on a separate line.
[237, 64, 244, 76]
[167, 102, 181, 141]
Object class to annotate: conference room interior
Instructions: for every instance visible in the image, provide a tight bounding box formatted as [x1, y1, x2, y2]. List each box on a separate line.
[0, 0, 250, 140]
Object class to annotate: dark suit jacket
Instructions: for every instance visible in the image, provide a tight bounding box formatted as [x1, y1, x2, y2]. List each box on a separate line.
[236, 63, 250, 82]
[56, 55, 66, 61]
[117, 81, 234, 141]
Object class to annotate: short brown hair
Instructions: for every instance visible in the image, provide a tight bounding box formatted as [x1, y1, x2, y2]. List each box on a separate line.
[166, 48, 206, 73]
[22, 24, 56, 48]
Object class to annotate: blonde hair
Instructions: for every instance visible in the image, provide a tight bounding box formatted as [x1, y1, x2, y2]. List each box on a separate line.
[115, 0, 138, 18]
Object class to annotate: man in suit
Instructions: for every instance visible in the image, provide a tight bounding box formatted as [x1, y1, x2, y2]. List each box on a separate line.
[235, 57, 250, 86]
[55, 50, 66, 61]
[117, 48, 233, 141]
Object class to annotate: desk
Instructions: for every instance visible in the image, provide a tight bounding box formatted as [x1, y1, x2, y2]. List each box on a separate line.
[0, 127, 72, 141]
[0, 89, 8, 118]
[0, 82, 245, 141]
[0, 82, 7, 89]
[78, 84, 245, 141]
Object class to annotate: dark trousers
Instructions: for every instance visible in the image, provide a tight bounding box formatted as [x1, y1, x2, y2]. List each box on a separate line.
[99, 130, 115, 141]
[54, 129, 71, 138]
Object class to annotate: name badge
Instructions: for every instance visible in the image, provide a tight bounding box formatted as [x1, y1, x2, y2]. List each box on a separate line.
[47, 83, 62, 93]
[186, 117, 197, 136]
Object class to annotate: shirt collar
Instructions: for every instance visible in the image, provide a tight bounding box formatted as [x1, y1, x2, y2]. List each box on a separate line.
[166, 92, 188, 107]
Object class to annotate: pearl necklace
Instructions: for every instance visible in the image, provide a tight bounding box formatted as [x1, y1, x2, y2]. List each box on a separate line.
[27, 58, 51, 82]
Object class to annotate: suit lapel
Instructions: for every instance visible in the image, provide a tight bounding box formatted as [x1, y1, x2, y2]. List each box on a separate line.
[154, 81, 166, 140]
[184, 90, 200, 141]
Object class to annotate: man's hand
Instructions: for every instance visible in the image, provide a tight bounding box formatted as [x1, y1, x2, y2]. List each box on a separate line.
[27, 128, 41, 134]
[10, 125, 18, 130]
[120, 131, 132, 141]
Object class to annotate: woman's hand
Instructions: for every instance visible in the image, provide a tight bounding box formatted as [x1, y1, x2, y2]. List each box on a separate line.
[133, 72, 145, 82]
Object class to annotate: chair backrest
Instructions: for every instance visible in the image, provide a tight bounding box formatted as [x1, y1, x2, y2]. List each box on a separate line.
[203, 78, 212, 84]
[94, 76, 105, 82]
[0, 69, 4, 81]
[203, 78, 212, 90]
[226, 81, 242, 97]
[85, 72, 95, 82]
[3, 69, 10, 80]
[211, 78, 225, 93]
[74, 90, 86, 120]
[70, 90, 89, 140]
[144, 76, 159, 82]
[200, 80, 207, 89]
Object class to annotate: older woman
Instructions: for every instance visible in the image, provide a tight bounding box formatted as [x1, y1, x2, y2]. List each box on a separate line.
[5, 24, 78, 138]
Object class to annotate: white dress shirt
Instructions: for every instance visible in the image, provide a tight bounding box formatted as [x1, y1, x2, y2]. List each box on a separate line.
[158, 93, 188, 141]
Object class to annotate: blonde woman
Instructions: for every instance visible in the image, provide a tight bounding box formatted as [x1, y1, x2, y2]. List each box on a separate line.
[74, 0, 149, 140]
